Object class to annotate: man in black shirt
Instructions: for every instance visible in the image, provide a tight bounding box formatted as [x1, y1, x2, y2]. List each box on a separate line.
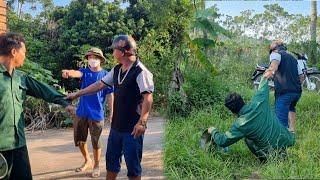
[66, 35, 154, 180]
[264, 39, 303, 132]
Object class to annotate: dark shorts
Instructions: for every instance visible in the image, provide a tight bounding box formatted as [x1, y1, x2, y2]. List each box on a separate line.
[106, 129, 144, 177]
[73, 116, 104, 149]
[0, 145, 32, 180]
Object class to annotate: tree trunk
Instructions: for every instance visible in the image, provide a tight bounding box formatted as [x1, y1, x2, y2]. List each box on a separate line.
[310, 0, 317, 65]
[18, 2, 23, 19]
[168, 48, 187, 105]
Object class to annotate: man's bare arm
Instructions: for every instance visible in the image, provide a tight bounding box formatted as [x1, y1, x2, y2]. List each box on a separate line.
[66, 81, 106, 100]
[139, 93, 153, 124]
[131, 93, 153, 138]
[106, 93, 114, 122]
[264, 60, 280, 79]
[62, 69, 83, 78]
[299, 74, 305, 83]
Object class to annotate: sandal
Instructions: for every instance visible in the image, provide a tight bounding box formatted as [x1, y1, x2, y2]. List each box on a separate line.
[75, 160, 92, 172]
[92, 167, 100, 178]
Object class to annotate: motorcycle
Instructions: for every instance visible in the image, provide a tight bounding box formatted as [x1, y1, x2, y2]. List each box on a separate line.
[251, 53, 320, 93]
[251, 63, 274, 89]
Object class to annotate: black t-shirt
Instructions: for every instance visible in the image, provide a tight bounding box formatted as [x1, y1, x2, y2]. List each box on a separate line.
[101, 60, 154, 132]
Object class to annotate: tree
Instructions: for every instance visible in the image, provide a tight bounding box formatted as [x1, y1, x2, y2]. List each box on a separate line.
[222, 4, 313, 43]
[310, 0, 317, 65]
[124, 0, 153, 40]
[189, 5, 229, 74]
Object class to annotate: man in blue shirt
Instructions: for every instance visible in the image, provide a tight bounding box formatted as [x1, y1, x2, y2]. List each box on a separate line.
[62, 47, 113, 178]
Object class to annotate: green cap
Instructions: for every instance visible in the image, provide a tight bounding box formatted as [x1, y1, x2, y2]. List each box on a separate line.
[84, 47, 106, 63]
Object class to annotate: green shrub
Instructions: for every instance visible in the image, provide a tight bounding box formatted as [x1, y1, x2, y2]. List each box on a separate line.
[183, 67, 227, 110]
[167, 91, 189, 117]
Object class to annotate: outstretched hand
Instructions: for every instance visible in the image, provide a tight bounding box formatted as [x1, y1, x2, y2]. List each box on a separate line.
[65, 92, 79, 101]
[61, 70, 70, 79]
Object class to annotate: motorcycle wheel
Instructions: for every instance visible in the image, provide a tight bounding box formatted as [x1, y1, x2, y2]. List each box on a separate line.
[302, 75, 320, 93]
[253, 74, 274, 90]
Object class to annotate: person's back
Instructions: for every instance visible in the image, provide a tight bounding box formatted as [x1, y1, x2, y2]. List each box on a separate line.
[236, 78, 295, 150]
[265, 40, 303, 131]
[274, 50, 301, 96]
[209, 77, 295, 162]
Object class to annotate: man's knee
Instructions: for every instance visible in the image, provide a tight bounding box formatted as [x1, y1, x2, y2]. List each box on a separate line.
[89, 120, 103, 149]
[77, 141, 86, 147]
[244, 139, 268, 161]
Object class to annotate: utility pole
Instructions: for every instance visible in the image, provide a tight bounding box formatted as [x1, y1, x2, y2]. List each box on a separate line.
[310, 0, 317, 65]
[0, 0, 6, 33]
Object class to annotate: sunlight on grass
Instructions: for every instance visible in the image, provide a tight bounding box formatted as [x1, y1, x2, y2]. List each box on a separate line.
[164, 91, 320, 179]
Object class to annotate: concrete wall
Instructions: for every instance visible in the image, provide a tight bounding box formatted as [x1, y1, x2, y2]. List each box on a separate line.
[0, 0, 6, 33]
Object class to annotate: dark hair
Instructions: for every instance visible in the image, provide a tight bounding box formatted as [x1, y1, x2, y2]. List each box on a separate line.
[224, 92, 245, 114]
[110, 35, 136, 56]
[0, 32, 25, 56]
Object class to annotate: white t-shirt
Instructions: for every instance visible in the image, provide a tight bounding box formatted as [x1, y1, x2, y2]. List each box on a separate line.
[269, 52, 303, 75]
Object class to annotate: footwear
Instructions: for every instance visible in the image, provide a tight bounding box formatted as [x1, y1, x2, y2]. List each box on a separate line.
[75, 160, 93, 172]
[92, 167, 100, 178]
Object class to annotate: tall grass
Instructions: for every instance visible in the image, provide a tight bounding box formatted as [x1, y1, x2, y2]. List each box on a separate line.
[164, 87, 320, 179]
[164, 39, 320, 178]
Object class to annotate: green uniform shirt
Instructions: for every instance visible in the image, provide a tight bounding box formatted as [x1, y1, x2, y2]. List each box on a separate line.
[211, 77, 295, 151]
[0, 64, 70, 151]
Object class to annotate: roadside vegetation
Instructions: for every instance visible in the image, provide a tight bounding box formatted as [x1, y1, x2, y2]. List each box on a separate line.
[7, 0, 320, 178]
[163, 3, 320, 179]
[164, 63, 320, 178]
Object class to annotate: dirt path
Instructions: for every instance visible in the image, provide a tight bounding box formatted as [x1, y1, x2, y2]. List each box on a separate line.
[26, 117, 165, 180]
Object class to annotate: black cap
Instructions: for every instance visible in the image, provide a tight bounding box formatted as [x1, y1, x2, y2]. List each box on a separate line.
[110, 35, 137, 55]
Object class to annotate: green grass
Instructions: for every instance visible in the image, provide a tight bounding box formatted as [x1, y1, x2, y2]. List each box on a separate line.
[164, 90, 320, 179]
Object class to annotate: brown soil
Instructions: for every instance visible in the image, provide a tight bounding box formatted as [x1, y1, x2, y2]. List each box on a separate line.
[26, 117, 165, 180]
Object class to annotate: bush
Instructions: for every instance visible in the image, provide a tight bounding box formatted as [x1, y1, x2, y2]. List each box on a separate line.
[24, 97, 70, 131]
[184, 66, 228, 110]
[167, 59, 255, 118]
[167, 91, 189, 117]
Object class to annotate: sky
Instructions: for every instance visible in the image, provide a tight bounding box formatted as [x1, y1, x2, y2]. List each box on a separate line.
[52, 1, 319, 17]
[21, 0, 319, 17]
[53, 0, 70, 7]
[206, 1, 320, 17]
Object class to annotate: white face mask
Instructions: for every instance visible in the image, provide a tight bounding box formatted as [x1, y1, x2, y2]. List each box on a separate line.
[88, 59, 100, 68]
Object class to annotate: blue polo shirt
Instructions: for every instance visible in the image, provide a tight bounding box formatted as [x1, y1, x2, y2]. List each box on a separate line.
[76, 68, 113, 121]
